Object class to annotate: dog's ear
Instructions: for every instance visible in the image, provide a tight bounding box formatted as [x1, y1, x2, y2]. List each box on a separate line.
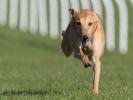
[69, 8, 76, 18]
[61, 22, 73, 57]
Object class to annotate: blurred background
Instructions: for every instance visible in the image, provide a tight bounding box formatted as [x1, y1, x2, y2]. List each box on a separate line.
[0, 0, 133, 99]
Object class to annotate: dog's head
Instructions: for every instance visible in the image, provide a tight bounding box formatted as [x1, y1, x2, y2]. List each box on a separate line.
[69, 9, 101, 49]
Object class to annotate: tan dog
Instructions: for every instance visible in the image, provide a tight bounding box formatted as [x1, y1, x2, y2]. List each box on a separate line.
[61, 9, 105, 95]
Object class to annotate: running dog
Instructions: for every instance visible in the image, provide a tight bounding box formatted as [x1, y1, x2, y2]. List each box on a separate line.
[61, 9, 105, 95]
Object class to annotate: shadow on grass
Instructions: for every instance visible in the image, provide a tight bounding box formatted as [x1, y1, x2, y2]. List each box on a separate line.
[0, 89, 63, 96]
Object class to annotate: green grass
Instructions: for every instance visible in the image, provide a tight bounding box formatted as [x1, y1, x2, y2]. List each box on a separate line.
[0, 25, 132, 100]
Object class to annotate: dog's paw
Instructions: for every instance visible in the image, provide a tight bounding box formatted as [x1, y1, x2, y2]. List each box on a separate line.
[82, 56, 92, 68]
[84, 63, 92, 68]
[92, 89, 99, 96]
[82, 55, 89, 62]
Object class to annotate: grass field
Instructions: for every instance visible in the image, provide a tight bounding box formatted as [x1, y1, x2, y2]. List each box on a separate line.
[0, 1, 133, 100]
[0, 25, 132, 100]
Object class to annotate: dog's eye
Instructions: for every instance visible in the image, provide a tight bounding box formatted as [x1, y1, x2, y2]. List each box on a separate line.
[76, 22, 81, 26]
[88, 22, 92, 26]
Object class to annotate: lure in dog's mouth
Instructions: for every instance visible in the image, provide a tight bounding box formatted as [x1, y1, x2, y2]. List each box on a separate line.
[81, 45, 91, 55]
[81, 35, 92, 55]
[81, 35, 94, 68]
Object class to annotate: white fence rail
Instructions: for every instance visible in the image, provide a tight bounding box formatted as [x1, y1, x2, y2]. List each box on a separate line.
[0, 0, 130, 54]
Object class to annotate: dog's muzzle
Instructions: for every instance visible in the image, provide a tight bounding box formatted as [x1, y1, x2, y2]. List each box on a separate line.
[81, 35, 89, 44]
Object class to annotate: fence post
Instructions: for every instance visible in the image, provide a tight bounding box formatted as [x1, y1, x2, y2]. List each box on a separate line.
[60, 0, 70, 31]
[103, 0, 115, 51]
[49, 0, 59, 38]
[9, 0, 18, 29]
[81, 0, 91, 9]
[116, 0, 128, 54]
[91, 0, 102, 18]
[19, 0, 28, 32]
[70, 0, 80, 10]
[29, 0, 38, 33]
[130, 0, 133, 5]
[0, 0, 8, 25]
[38, 0, 48, 36]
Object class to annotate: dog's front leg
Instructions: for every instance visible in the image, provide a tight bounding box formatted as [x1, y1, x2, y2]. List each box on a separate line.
[92, 57, 101, 95]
